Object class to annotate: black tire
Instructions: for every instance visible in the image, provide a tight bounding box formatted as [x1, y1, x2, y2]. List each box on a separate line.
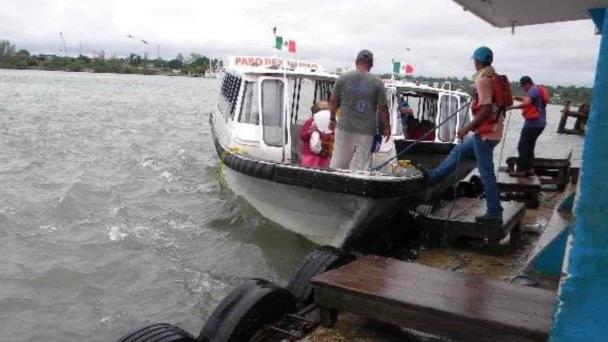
[198, 278, 296, 342]
[116, 323, 195, 342]
[286, 246, 355, 306]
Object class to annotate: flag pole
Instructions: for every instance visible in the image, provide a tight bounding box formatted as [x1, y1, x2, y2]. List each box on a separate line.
[274, 27, 289, 163]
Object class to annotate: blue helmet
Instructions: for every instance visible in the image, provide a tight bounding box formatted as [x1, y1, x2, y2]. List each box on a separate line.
[472, 46, 493, 63]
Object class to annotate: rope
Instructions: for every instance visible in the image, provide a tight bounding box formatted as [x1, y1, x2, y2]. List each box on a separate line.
[496, 110, 513, 176]
[371, 100, 471, 172]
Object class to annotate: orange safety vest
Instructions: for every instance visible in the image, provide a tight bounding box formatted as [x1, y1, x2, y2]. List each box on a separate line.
[472, 74, 512, 135]
[521, 85, 550, 121]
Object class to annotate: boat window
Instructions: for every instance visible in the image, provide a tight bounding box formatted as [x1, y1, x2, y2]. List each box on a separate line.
[437, 94, 459, 142]
[288, 78, 330, 124]
[239, 81, 259, 125]
[218, 73, 241, 120]
[261, 79, 285, 146]
[314, 80, 333, 102]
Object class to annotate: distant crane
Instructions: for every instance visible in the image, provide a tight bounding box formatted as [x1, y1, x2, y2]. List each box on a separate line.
[59, 32, 68, 57]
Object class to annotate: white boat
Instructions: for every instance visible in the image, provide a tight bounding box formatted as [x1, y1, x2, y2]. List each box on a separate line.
[210, 56, 475, 248]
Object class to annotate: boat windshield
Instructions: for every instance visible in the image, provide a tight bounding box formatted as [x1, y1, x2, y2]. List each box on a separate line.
[261, 79, 285, 146]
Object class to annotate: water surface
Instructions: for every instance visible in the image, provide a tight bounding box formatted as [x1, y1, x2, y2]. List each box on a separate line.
[0, 69, 314, 342]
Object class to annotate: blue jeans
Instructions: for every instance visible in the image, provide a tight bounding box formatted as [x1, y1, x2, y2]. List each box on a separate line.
[518, 126, 544, 171]
[429, 134, 503, 217]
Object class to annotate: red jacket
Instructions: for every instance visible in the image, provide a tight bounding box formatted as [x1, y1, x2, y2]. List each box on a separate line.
[299, 117, 332, 168]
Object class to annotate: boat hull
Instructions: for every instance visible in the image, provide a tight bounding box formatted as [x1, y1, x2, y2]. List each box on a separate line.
[223, 167, 402, 247]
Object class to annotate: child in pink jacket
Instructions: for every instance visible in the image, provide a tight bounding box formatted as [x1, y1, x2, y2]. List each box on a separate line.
[299, 102, 333, 168]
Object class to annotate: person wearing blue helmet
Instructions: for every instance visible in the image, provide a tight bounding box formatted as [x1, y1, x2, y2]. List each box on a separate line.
[423, 46, 505, 225]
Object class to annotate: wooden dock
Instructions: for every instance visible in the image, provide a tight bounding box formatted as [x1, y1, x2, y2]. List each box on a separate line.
[468, 170, 542, 208]
[557, 102, 588, 136]
[312, 256, 556, 342]
[416, 197, 526, 242]
[505, 151, 572, 191]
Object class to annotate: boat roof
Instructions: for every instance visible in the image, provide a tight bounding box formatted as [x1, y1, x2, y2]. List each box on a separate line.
[452, 0, 608, 28]
[225, 56, 338, 81]
[384, 79, 470, 98]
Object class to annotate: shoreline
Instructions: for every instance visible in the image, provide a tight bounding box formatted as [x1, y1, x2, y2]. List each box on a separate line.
[0, 65, 218, 78]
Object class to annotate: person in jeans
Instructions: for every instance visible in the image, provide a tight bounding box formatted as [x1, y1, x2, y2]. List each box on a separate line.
[328, 50, 390, 171]
[508, 76, 547, 177]
[423, 46, 504, 225]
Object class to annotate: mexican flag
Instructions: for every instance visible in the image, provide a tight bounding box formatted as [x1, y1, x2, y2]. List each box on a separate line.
[275, 36, 296, 53]
[392, 61, 414, 75]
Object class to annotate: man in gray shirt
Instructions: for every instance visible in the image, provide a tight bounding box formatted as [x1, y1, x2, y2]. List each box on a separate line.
[329, 49, 390, 171]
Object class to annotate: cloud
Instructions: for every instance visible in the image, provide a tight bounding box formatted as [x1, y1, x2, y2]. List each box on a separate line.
[0, 0, 600, 86]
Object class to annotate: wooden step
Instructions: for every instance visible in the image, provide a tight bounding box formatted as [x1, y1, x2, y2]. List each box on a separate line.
[468, 170, 541, 208]
[505, 152, 572, 191]
[312, 256, 556, 342]
[418, 197, 526, 242]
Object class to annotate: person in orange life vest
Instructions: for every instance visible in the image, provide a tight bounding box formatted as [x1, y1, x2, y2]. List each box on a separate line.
[507, 76, 547, 177]
[299, 101, 333, 168]
[423, 46, 504, 225]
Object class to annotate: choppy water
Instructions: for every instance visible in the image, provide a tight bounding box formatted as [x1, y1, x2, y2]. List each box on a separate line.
[0, 69, 315, 342]
[0, 69, 583, 342]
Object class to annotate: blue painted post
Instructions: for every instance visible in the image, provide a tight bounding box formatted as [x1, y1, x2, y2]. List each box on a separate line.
[550, 8, 608, 342]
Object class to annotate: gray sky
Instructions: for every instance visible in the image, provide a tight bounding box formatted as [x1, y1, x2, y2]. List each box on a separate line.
[0, 0, 601, 86]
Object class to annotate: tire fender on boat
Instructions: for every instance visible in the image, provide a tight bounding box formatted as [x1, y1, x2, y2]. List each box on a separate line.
[198, 278, 296, 342]
[286, 246, 355, 307]
[115, 323, 195, 342]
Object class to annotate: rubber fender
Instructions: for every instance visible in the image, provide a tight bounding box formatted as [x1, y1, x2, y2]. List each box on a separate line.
[231, 156, 243, 173]
[197, 278, 296, 342]
[241, 157, 255, 177]
[116, 323, 195, 342]
[273, 164, 425, 198]
[286, 246, 355, 306]
[251, 161, 274, 180]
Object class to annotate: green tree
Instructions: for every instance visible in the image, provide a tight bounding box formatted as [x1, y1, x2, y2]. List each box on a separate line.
[189, 53, 210, 74]
[168, 56, 183, 69]
[0, 39, 16, 58]
[16, 49, 30, 58]
[128, 53, 142, 66]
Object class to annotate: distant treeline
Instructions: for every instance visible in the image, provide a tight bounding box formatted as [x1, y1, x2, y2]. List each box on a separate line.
[381, 74, 593, 106]
[0, 39, 222, 76]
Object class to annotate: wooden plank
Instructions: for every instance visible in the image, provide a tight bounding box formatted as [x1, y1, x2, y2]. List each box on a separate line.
[469, 169, 542, 193]
[316, 288, 543, 342]
[421, 198, 525, 240]
[312, 256, 555, 341]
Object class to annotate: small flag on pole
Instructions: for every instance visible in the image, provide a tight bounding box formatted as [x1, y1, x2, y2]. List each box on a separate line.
[392, 61, 414, 75]
[405, 63, 414, 75]
[275, 36, 284, 49]
[274, 35, 297, 53]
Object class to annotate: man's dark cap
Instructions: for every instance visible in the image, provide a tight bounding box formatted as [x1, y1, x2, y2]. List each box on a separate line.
[356, 49, 374, 62]
[519, 76, 534, 85]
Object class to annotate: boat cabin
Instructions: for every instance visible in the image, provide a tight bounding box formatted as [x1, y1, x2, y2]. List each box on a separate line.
[213, 56, 338, 164]
[213, 57, 473, 174]
[385, 79, 472, 144]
